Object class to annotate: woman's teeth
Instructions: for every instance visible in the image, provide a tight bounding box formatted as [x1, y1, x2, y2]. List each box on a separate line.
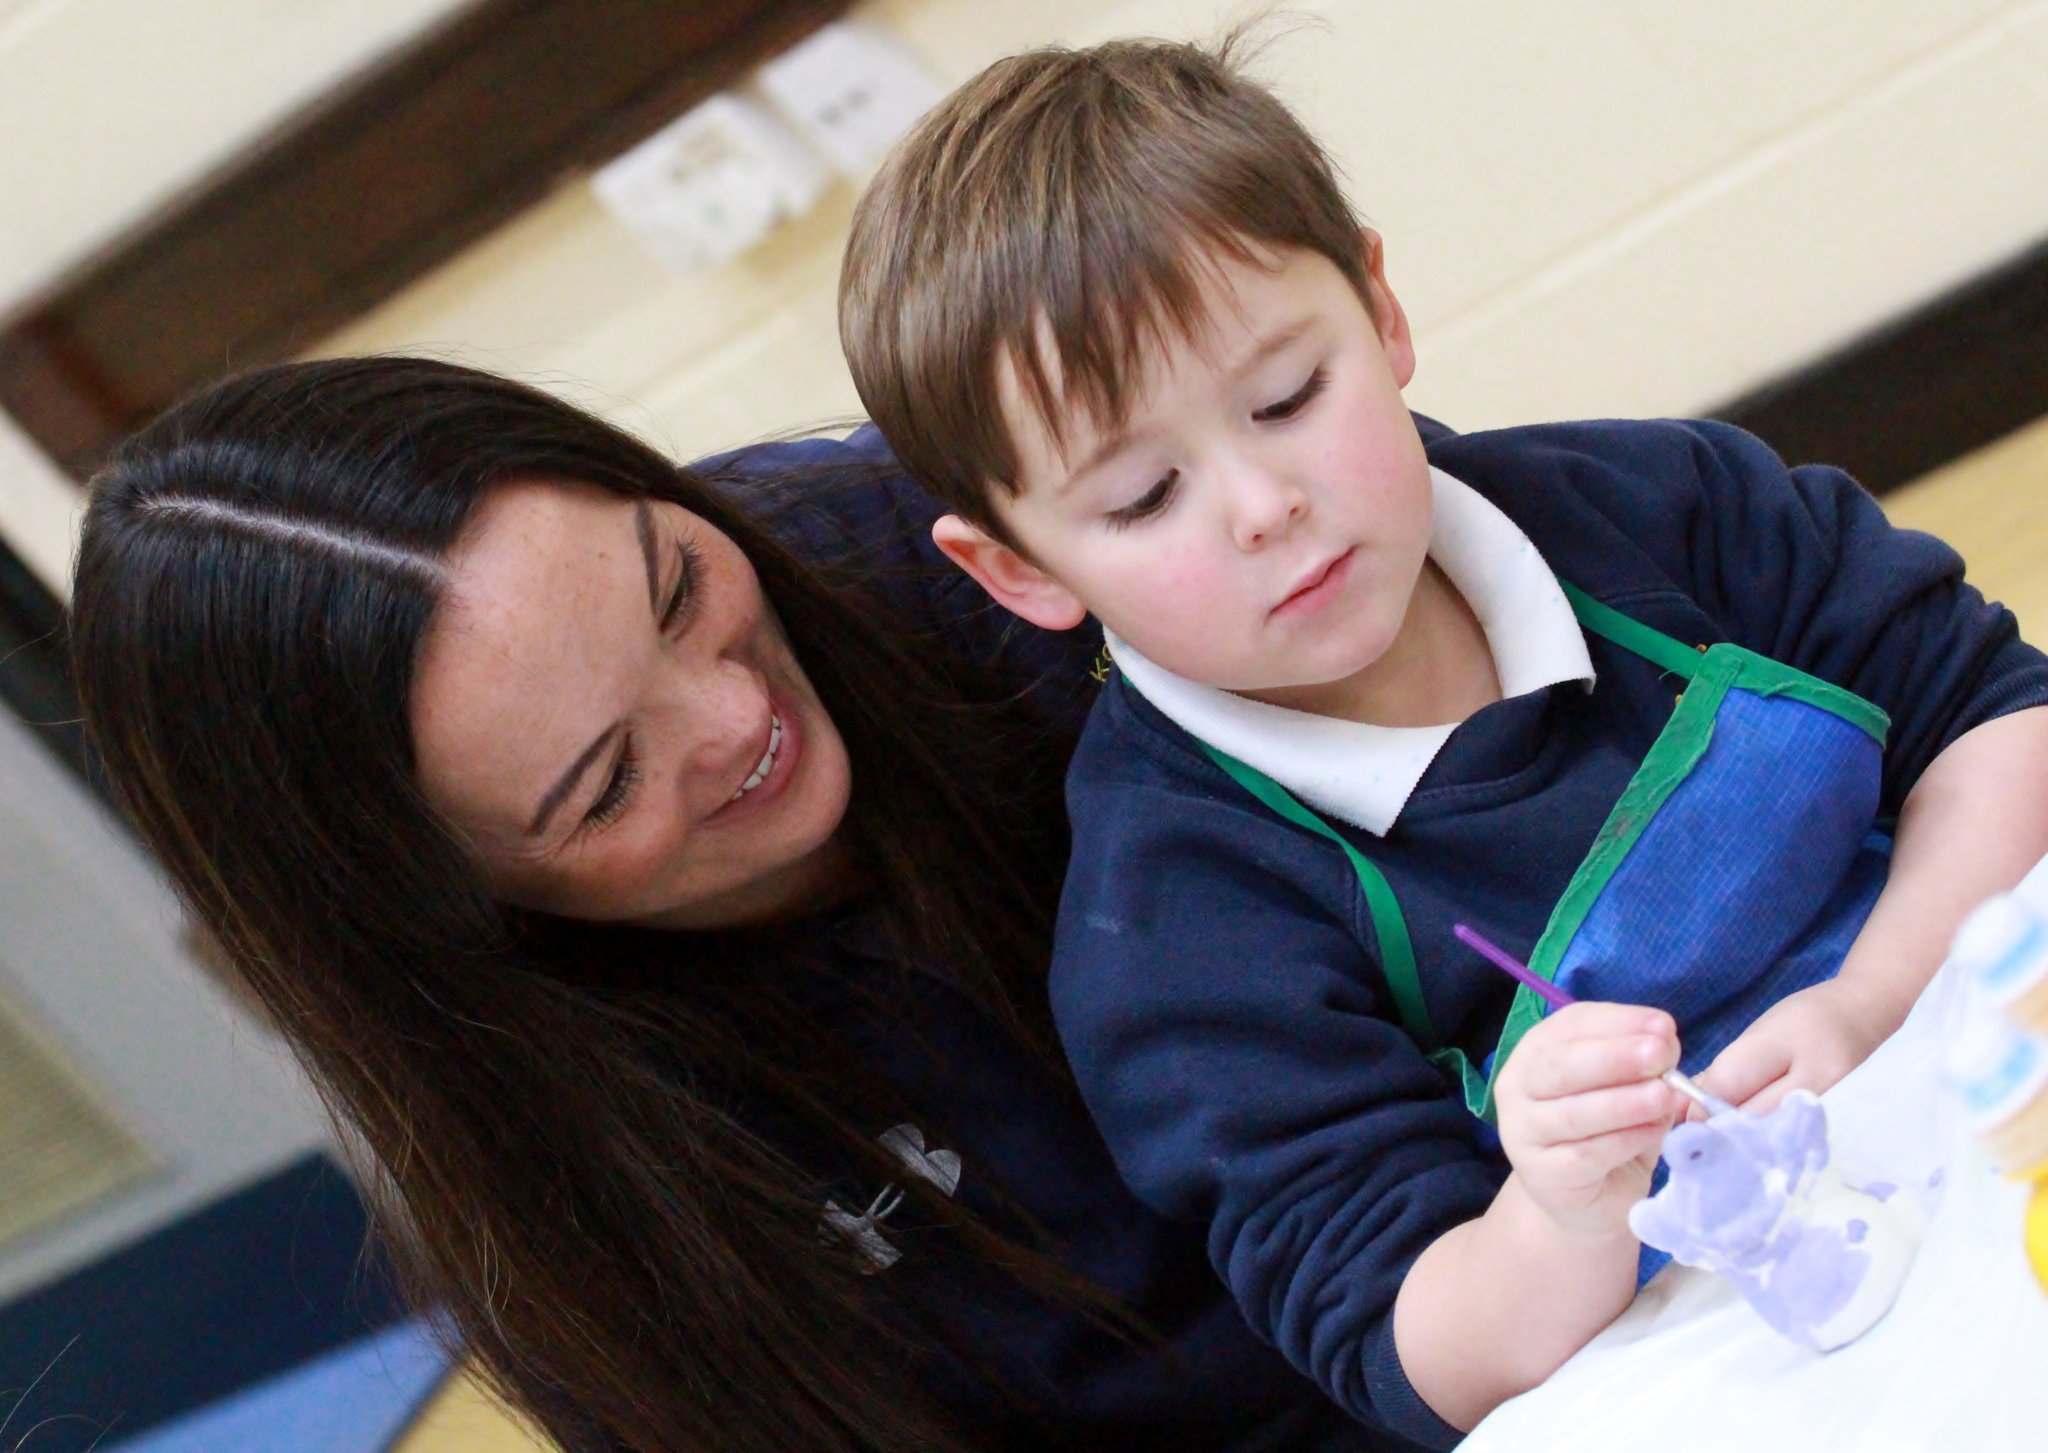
[730, 712, 784, 802]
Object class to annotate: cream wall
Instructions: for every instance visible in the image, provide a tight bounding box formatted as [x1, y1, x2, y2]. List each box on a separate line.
[0, 0, 467, 311]
[320, 0, 2048, 463]
[6, 0, 2048, 597]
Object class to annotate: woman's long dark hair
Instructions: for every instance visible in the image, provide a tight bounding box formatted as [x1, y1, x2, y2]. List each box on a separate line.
[70, 357, 1101, 1452]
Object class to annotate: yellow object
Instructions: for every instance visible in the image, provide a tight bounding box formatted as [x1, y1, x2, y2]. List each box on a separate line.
[2027, 1181, 2048, 1296]
[393, 1364, 560, 1453]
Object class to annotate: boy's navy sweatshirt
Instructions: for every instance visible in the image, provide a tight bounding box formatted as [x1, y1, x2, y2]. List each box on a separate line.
[1049, 418, 2048, 1447]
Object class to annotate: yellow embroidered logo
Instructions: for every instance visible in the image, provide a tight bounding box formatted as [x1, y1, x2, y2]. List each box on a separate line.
[1089, 647, 1113, 684]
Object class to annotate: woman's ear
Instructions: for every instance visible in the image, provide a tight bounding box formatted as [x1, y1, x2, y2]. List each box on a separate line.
[931, 515, 1088, 630]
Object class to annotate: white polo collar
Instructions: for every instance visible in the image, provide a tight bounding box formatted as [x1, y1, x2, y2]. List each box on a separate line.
[1106, 466, 1594, 836]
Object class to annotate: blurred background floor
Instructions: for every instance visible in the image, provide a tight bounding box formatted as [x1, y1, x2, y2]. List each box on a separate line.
[1885, 414, 2048, 638]
[392, 1370, 554, 1453]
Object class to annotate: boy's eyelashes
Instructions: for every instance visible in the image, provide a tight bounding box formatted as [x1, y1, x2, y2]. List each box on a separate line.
[1106, 470, 1179, 529]
[1252, 367, 1327, 423]
[1098, 367, 1329, 529]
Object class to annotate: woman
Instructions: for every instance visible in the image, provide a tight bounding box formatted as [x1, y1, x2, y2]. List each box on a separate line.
[70, 357, 1385, 1453]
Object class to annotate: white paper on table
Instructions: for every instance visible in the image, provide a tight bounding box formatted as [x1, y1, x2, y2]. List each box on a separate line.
[1459, 865, 2048, 1451]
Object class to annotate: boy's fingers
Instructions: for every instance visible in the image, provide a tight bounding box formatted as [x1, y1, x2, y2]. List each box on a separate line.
[1524, 1078, 1679, 1146]
[1517, 1029, 1678, 1101]
[1697, 1034, 1793, 1108]
[1544, 1119, 1673, 1182]
[1541, 1001, 1676, 1041]
[1736, 1073, 1798, 1117]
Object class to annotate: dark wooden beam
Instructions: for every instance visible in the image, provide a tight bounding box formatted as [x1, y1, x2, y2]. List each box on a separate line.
[0, 0, 849, 479]
[0, 530, 92, 790]
[1715, 236, 2048, 495]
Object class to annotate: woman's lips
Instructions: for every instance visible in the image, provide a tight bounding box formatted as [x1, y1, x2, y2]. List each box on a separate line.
[704, 692, 800, 824]
[730, 711, 784, 802]
[1272, 546, 1357, 618]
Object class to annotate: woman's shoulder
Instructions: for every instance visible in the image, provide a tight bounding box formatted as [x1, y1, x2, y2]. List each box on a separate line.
[692, 424, 946, 573]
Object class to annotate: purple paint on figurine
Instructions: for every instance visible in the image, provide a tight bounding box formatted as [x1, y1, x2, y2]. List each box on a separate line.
[1628, 1091, 1925, 1352]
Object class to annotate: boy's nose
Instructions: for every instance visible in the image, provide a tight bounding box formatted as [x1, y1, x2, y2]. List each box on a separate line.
[1230, 471, 1309, 550]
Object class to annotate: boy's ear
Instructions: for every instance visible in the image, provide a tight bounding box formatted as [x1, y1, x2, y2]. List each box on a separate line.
[931, 514, 1088, 631]
[1359, 228, 1417, 390]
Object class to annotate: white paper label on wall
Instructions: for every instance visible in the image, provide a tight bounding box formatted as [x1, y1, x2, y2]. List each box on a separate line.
[755, 20, 945, 177]
[592, 93, 830, 273]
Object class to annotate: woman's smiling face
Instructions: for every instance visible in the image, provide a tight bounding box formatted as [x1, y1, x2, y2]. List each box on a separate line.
[410, 478, 856, 929]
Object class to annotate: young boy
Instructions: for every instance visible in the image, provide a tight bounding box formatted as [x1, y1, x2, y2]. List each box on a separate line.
[840, 35, 2048, 1448]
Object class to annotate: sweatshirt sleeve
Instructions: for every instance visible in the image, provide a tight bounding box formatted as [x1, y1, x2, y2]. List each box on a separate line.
[1468, 419, 2048, 818]
[1051, 764, 1500, 1448]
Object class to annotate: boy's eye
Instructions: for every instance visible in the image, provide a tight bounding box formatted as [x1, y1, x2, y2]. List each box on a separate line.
[1253, 368, 1327, 423]
[1106, 469, 1179, 529]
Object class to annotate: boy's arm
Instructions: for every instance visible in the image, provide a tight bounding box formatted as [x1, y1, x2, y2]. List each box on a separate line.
[1446, 419, 2048, 1110]
[1439, 417, 2048, 808]
[1703, 703, 2048, 1110]
[1398, 1001, 1681, 1429]
[1054, 771, 1674, 1444]
[1633, 422, 2048, 1108]
[1645, 420, 2048, 813]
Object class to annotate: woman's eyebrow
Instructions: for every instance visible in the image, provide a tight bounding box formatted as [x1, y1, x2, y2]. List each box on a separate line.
[634, 498, 660, 614]
[528, 726, 620, 837]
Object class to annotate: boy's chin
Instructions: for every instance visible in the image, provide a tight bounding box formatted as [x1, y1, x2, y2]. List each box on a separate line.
[1207, 664, 1363, 699]
[1115, 636, 1373, 696]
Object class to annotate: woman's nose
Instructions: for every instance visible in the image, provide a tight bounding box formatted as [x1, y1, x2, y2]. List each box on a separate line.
[654, 654, 764, 780]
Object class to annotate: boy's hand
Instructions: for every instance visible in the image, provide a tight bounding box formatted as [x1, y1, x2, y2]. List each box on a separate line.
[1694, 977, 1900, 1115]
[1494, 1003, 1684, 1239]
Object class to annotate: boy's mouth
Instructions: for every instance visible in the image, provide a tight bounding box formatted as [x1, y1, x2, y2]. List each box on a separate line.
[1272, 547, 1357, 617]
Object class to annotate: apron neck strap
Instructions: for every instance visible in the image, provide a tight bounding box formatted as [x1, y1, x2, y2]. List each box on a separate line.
[1201, 743, 1438, 1052]
[1560, 581, 1704, 679]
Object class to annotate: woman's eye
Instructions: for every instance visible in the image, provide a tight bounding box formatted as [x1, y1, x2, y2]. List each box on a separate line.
[581, 737, 641, 833]
[1253, 368, 1327, 423]
[1106, 469, 1179, 529]
[661, 538, 704, 634]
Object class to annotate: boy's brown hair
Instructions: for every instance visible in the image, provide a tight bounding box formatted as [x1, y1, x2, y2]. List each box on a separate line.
[840, 31, 1373, 533]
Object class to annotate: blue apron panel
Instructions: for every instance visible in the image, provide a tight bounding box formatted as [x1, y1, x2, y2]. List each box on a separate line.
[1552, 686, 1887, 1074]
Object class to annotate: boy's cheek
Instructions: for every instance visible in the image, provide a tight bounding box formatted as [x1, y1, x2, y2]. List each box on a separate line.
[1102, 560, 1235, 639]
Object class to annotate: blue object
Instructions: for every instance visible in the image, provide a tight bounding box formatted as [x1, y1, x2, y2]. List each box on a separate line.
[98, 1318, 448, 1453]
[0, 1155, 408, 1451]
[1545, 692, 1888, 1075]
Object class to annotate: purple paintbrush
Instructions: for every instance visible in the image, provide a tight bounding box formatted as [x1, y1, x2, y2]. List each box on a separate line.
[1452, 922, 1735, 1116]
